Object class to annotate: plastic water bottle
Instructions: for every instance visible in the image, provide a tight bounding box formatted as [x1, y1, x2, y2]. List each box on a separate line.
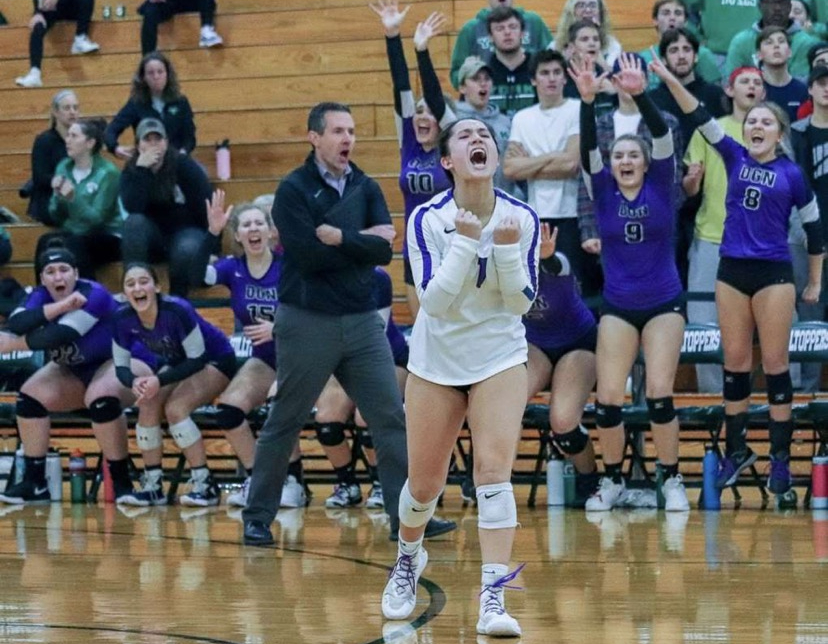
[546, 452, 565, 506]
[811, 456, 828, 510]
[655, 460, 665, 509]
[102, 5, 111, 19]
[216, 139, 231, 180]
[69, 449, 86, 504]
[702, 446, 721, 510]
[562, 461, 576, 506]
[45, 450, 62, 501]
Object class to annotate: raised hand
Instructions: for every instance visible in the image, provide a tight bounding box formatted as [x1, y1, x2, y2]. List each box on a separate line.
[369, 0, 410, 38]
[493, 214, 521, 245]
[611, 52, 647, 96]
[647, 46, 674, 83]
[205, 189, 232, 236]
[567, 54, 608, 104]
[414, 11, 447, 51]
[539, 222, 558, 259]
[455, 209, 482, 240]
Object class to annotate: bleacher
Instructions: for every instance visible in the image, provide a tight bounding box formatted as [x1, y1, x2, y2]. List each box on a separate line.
[1, 0, 825, 505]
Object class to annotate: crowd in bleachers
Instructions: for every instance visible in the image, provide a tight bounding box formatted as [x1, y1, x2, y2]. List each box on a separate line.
[2, 0, 828, 635]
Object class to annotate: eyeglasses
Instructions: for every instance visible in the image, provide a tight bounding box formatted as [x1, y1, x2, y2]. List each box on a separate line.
[575, 1, 599, 10]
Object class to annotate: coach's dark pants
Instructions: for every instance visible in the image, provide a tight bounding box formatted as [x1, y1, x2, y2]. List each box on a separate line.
[243, 305, 408, 528]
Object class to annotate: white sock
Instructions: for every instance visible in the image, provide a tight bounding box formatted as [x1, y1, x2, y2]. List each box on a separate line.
[398, 536, 423, 558]
[482, 563, 509, 586]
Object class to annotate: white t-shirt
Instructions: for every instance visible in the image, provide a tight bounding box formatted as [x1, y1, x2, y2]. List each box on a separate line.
[508, 99, 580, 220]
[406, 188, 540, 385]
[613, 111, 642, 137]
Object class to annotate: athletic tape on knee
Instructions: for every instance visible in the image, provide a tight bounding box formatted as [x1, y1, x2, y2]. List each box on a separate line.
[595, 402, 622, 428]
[315, 421, 346, 447]
[646, 396, 676, 424]
[88, 396, 123, 424]
[723, 370, 751, 402]
[552, 425, 589, 455]
[214, 403, 247, 430]
[135, 424, 163, 451]
[476, 482, 517, 530]
[398, 479, 439, 529]
[15, 392, 48, 419]
[170, 417, 201, 449]
[359, 430, 374, 450]
[766, 370, 793, 405]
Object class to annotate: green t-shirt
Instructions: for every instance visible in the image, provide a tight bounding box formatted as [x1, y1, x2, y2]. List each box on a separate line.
[691, 0, 760, 54]
[725, 23, 821, 80]
[684, 115, 744, 243]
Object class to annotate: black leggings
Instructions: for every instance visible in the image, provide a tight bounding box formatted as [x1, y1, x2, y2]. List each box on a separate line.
[30, 0, 94, 68]
[121, 213, 210, 296]
[139, 0, 217, 54]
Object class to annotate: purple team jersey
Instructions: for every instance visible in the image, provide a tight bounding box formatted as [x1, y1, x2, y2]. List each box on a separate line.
[20, 279, 116, 368]
[374, 267, 408, 365]
[399, 117, 452, 259]
[523, 257, 596, 349]
[714, 136, 815, 262]
[213, 254, 280, 366]
[113, 295, 233, 369]
[591, 156, 682, 309]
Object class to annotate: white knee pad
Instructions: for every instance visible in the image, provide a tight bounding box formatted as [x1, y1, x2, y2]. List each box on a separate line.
[398, 479, 440, 529]
[476, 482, 517, 530]
[169, 418, 201, 450]
[136, 424, 162, 451]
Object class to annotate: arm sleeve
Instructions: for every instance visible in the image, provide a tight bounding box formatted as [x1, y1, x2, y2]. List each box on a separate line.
[633, 92, 672, 160]
[386, 35, 411, 117]
[156, 324, 207, 387]
[179, 97, 197, 154]
[112, 337, 135, 388]
[492, 213, 540, 315]
[104, 101, 135, 154]
[6, 295, 47, 335]
[196, 232, 222, 285]
[408, 210, 479, 316]
[792, 168, 825, 254]
[24, 323, 81, 351]
[579, 100, 601, 173]
[416, 48, 450, 124]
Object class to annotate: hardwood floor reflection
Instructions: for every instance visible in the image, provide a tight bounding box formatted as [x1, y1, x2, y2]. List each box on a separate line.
[0, 489, 827, 643]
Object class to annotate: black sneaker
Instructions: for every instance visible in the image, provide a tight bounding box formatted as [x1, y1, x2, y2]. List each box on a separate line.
[180, 476, 221, 507]
[0, 479, 50, 505]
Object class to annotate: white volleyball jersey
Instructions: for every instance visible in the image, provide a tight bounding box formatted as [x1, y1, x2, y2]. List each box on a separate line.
[407, 188, 540, 385]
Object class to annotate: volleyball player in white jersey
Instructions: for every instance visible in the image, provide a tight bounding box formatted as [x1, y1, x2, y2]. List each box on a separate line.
[381, 117, 539, 637]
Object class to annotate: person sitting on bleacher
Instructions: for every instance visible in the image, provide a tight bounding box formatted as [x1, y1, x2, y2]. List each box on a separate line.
[524, 223, 599, 506]
[34, 118, 122, 280]
[113, 263, 236, 509]
[26, 90, 78, 226]
[572, 53, 689, 513]
[315, 267, 409, 513]
[139, 0, 223, 54]
[196, 191, 310, 511]
[119, 118, 212, 297]
[105, 53, 196, 159]
[0, 241, 136, 505]
[657, 49, 825, 508]
[15, 0, 100, 89]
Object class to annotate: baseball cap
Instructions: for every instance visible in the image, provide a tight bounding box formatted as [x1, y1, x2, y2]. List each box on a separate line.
[809, 64, 828, 85]
[136, 117, 167, 140]
[458, 56, 493, 85]
[808, 41, 828, 69]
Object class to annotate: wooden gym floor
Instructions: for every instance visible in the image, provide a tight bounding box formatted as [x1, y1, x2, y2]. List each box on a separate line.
[0, 485, 826, 644]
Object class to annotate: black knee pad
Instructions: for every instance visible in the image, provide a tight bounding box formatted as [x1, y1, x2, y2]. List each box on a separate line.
[595, 402, 623, 428]
[16, 392, 48, 419]
[766, 370, 793, 405]
[315, 422, 346, 447]
[88, 396, 122, 423]
[552, 425, 590, 455]
[723, 370, 751, 402]
[359, 430, 374, 450]
[646, 397, 676, 424]
[214, 403, 247, 430]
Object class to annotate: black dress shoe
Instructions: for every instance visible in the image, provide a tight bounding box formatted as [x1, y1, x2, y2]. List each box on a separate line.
[389, 517, 457, 542]
[243, 520, 275, 546]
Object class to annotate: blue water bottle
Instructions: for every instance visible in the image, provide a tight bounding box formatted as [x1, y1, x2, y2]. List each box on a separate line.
[702, 445, 721, 510]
